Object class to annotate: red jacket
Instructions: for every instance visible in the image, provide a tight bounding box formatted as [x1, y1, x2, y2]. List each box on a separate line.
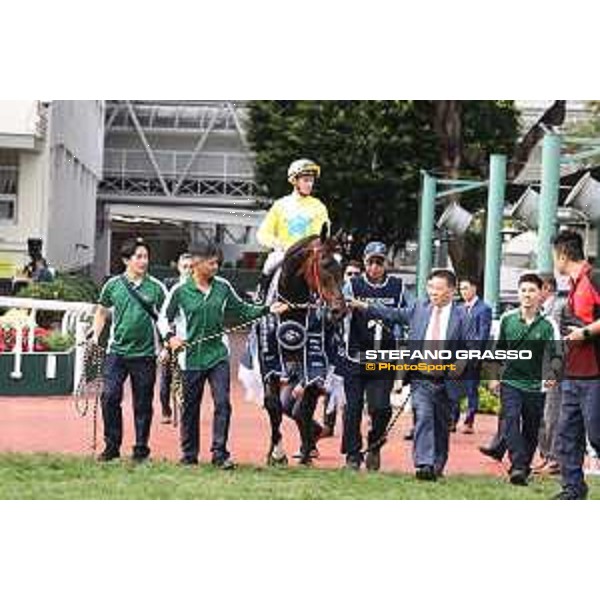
[566, 262, 600, 378]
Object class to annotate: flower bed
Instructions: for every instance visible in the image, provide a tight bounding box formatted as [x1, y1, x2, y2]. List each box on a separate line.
[0, 326, 51, 353]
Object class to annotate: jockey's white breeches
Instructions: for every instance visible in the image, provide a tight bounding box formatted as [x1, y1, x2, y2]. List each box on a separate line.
[262, 249, 286, 276]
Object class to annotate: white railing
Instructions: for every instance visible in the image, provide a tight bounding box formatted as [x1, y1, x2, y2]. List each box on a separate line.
[103, 148, 256, 179]
[106, 101, 246, 132]
[0, 296, 95, 392]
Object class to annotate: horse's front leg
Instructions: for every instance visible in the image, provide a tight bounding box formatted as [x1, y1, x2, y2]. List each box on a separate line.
[263, 378, 287, 466]
[292, 386, 323, 466]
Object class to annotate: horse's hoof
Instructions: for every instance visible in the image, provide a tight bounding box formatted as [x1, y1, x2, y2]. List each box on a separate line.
[267, 453, 288, 467]
[266, 441, 288, 466]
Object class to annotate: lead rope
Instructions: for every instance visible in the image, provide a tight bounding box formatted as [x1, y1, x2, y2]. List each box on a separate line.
[361, 390, 412, 457]
[73, 341, 105, 455]
[165, 312, 274, 428]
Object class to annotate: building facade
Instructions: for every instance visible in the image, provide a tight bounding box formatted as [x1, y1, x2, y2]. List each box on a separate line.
[96, 101, 266, 279]
[0, 100, 104, 280]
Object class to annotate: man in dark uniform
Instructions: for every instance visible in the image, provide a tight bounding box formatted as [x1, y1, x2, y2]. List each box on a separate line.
[355, 269, 473, 481]
[341, 241, 408, 471]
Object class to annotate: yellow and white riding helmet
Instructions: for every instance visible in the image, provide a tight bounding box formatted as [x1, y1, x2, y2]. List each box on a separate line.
[287, 159, 321, 184]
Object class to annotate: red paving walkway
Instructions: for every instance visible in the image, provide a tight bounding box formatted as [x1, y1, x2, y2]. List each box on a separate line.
[0, 335, 508, 478]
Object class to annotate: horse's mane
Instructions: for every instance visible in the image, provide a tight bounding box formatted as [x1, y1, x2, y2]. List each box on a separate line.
[284, 234, 320, 261]
[278, 236, 317, 296]
[278, 234, 341, 304]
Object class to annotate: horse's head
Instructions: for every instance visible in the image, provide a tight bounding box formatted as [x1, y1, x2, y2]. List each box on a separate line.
[280, 224, 346, 320]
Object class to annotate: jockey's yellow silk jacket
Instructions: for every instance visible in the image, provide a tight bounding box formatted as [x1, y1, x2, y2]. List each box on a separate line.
[256, 192, 330, 250]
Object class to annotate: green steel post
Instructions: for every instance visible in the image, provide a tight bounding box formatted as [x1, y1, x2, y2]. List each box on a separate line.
[537, 131, 561, 273]
[483, 155, 506, 317]
[417, 172, 436, 299]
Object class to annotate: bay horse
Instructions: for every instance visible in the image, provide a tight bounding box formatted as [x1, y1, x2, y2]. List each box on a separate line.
[260, 226, 346, 466]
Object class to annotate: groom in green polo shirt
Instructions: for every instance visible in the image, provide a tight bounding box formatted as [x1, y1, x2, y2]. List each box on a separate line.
[158, 241, 288, 469]
[488, 272, 561, 486]
[92, 237, 167, 462]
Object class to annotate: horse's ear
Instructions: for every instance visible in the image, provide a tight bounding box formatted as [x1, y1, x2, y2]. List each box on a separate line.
[319, 222, 330, 243]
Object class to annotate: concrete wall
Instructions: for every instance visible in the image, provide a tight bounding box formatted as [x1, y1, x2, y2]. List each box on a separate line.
[0, 141, 49, 275]
[44, 101, 104, 271]
[0, 101, 45, 136]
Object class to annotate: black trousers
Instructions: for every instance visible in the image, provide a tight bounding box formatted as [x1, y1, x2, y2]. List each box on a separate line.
[101, 353, 156, 458]
[180, 360, 232, 462]
[159, 362, 173, 416]
[342, 372, 393, 461]
[500, 384, 545, 473]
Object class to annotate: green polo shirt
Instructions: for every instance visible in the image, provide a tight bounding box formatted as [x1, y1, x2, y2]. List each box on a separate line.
[98, 274, 166, 358]
[159, 275, 269, 371]
[496, 308, 561, 392]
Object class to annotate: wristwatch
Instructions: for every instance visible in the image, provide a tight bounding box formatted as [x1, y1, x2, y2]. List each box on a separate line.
[583, 327, 592, 340]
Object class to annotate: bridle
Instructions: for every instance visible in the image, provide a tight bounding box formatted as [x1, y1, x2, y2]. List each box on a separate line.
[277, 239, 340, 310]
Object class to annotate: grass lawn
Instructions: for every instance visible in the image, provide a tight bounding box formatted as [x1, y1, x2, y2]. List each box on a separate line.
[2, 453, 597, 500]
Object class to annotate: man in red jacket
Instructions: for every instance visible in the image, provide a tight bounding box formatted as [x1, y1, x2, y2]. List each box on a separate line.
[552, 230, 600, 499]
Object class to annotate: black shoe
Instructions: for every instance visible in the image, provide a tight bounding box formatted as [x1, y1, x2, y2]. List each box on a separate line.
[345, 456, 362, 471]
[416, 466, 437, 481]
[293, 448, 319, 460]
[365, 449, 381, 472]
[553, 485, 589, 500]
[403, 429, 414, 441]
[131, 446, 150, 463]
[97, 448, 120, 462]
[479, 445, 504, 462]
[212, 457, 236, 470]
[509, 469, 529, 486]
[179, 457, 199, 466]
[297, 454, 314, 467]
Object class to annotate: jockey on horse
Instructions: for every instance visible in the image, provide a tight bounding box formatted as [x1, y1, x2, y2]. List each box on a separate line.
[245, 159, 346, 466]
[256, 158, 330, 299]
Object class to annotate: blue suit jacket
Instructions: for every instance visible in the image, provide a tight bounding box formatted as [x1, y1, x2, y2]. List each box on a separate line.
[366, 299, 474, 378]
[367, 301, 475, 379]
[464, 297, 492, 345]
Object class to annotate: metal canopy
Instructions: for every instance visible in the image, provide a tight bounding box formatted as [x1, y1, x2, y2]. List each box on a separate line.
[107, 203, 266, 228]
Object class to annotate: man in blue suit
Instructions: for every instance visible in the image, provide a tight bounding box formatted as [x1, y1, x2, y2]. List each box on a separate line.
[451, 277, 492, 434]
[351, 269, 473, 480]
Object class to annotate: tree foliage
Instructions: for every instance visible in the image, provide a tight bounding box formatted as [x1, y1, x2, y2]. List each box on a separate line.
[247, 101, 520, 256]
[563, 101, 600, 167]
